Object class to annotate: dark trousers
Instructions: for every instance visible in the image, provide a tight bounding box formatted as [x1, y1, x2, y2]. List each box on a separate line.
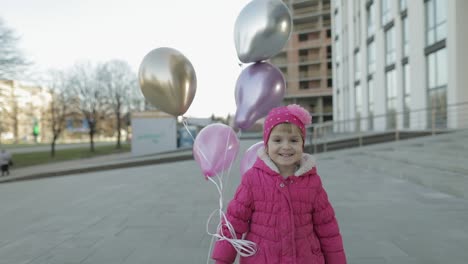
[1, 165, 9, 176]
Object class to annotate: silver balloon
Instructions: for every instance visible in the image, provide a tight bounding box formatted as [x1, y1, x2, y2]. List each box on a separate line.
[234, 0, 293, 63]
[138, 47, 197, 116]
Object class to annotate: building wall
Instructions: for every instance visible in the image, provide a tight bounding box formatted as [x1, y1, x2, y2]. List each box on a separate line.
[0, 80, 52, 143]
[270, 0, 333, 124]
[332, 0, 467, 131]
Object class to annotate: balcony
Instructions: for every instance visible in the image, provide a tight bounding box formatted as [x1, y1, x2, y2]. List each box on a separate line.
[299, 71, 322, 80]
[299, 56, 322, 65]
[270, 57, 288, 66]
[294, 22, 321, 33]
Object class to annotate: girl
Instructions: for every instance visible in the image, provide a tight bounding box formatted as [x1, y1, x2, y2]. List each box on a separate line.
[212, 104, 346, 264]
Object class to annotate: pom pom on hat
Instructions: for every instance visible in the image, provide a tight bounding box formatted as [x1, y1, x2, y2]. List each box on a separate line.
[287, 104, 312, 125]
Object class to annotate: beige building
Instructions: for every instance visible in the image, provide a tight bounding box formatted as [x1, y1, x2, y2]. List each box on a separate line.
[270, 0, 333, 124]
[0, 80, 52, 143]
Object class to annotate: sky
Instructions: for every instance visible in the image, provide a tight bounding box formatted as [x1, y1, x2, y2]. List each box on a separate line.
[1, 0, 252, 118]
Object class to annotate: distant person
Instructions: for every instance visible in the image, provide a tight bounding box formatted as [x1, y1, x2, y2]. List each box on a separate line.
[211, 105, 346, 264]
[0, 149, 12, 176]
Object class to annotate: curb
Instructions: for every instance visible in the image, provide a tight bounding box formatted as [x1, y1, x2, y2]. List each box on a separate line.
[0, 153, 194, 184]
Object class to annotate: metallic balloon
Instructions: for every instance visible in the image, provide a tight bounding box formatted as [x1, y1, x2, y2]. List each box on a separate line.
[234, 62, 285, 130]
[234, 0, 293, 63]
[138, 47, 197, 116]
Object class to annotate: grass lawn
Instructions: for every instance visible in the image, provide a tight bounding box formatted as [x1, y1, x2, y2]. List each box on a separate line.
[11, 144, 131, 168]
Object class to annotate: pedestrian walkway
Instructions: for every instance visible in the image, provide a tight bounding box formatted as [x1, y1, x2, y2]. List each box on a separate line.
[0, 131, 467, 263]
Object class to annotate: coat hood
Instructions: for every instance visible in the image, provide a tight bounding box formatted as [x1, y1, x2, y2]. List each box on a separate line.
[254, 146, 316, 177]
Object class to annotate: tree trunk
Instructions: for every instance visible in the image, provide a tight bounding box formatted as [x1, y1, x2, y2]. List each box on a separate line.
[51, 140, 56, 157]
[116, 111, 121, 149]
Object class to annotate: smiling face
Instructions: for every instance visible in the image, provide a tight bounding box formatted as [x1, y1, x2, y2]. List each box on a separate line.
[266, 123, 304, 177]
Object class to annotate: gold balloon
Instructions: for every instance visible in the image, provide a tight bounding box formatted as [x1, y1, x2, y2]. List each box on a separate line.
[138, 47, 197, 116]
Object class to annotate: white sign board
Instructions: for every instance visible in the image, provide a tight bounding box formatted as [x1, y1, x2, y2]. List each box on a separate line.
[131, 111, 177, 156]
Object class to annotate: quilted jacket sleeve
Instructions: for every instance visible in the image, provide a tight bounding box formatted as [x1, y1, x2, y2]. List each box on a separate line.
[312, 176, 347, 264]
[211, 175, 254, 264]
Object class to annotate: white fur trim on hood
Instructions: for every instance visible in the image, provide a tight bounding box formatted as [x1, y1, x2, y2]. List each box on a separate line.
[257, 147, 316, 176]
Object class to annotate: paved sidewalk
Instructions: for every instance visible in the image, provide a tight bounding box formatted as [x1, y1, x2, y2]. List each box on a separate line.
[0, 133, 467, 263]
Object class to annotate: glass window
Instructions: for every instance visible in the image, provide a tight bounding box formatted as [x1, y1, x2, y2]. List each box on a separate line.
[425, 0, 447, 46]
[436, 48, 447, 87]
[402, 17, 409, 58]
[367, 2, 375, 37]
[354, 50, 361, 81]
[355, 83, 362, 130]
[354, 13, 361, 47]
[381, 0, 391, 26]
[385, 27, 396, 66]
[403, 63, 411, 128]
[367, 40, 375, 74]
[386, 69, 397, 129]
[367, 78, 374, 130]
[335, 38, 341, 63]
[427, 48, 447, 128]
[428, 52, 437, 89]
[400, 0, 407, 11]
[335, 10, 341, 36]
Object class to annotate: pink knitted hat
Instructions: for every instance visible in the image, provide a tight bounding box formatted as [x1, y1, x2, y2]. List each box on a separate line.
[263, 104, 312, 146]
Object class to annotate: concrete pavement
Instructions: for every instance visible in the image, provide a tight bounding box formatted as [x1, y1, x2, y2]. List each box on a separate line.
[0, 132, 467, 263]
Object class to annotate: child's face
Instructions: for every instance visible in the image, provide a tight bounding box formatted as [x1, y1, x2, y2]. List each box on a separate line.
[266, 123, 303, 175]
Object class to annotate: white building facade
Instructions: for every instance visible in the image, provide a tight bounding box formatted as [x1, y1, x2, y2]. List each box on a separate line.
[331, 0, 468, 132]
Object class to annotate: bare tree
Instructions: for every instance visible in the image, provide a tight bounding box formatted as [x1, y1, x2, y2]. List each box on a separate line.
[96, 60, 137, 149]
[68, 62, 104, 152]
[45, 70, 75, 157]
[0, 18, 30, 79]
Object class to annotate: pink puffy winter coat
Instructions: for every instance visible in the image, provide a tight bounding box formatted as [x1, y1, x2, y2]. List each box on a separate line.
[212, 149, 346, 264]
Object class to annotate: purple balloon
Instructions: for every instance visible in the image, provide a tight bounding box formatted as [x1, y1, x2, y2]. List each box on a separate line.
[193, 123, 240, 178]
[240, 141, 263, 176]
[234, 62, 285, 130]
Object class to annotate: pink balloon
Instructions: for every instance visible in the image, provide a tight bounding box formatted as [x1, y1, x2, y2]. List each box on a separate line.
[193, 123, 240, 178]
[234, 62, 285, 130]
[240, 141, 263, 176]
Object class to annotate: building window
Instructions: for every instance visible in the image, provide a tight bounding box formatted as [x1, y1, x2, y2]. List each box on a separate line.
[367, 78, 374, 130]
[354, 50, 361, 82]
[367, 1, 375, 37]
[385, 26, 396, 66]
[299, 50, 308, 62]
[299, 33, 308, 42]
[335, 38, 341, 63]
[300, 81, 309, 90]
[355, 83, 362, 130]
[402, 16, 409, 58]
[381, 0, 391, 26]
[299, 65, 308, 79]
[386, 69, 397, 129]
[427, 48, 447, 128]
[403, 63, 411, 128]
[400, 0, 407, 11]
[334, 10, 341, 37]
[354, 2, 361, 47]
[367, 40, 376, 74]
[425, 0, 447, 46]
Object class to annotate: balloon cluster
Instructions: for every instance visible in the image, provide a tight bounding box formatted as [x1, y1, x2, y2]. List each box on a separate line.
[233, 0, 292, 130]
[137, 1, 292, 261]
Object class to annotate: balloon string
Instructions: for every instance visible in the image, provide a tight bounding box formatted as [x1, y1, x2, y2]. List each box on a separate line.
[181, 116, 196, 141]
[182, 117, 215, 178]
[206, 175, 257, 264]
